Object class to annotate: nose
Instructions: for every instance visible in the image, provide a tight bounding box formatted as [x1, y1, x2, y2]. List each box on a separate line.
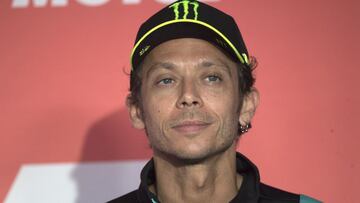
[176, 79, 203, 109]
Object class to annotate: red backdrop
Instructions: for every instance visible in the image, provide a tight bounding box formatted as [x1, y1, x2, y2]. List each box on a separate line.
[1, 0, 359, 202]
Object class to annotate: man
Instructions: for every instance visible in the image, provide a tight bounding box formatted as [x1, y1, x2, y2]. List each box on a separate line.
[109, 0, 320, 202]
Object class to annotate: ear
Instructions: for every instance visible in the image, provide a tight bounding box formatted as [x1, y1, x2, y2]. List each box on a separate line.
[126, 95, 145, 130]
[239, 88, 260, 126]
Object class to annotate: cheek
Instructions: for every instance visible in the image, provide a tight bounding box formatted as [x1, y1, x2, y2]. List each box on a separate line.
[142, 95, 175, 126]
[202, 88, 239, 113]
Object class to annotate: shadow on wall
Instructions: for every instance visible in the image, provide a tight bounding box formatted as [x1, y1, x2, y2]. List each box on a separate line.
[72, 108, 152, 203]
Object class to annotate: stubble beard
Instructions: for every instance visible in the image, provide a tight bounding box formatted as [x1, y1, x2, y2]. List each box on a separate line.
[145, 115, 239, 166]
[138, 93, 241, 164]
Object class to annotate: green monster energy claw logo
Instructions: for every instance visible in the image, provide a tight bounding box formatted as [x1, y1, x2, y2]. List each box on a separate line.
[169, 0, 199, 20]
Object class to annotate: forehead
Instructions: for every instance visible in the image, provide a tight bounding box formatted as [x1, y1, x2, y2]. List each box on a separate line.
[140, 38, 238, 73]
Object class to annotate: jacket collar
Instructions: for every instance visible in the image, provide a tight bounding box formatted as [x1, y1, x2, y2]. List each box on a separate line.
[137, 152, 261, 203]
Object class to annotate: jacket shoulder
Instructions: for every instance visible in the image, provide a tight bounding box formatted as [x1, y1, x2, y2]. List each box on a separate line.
[259, 183, 299, 202]
[259, 183, 321, 203]
[300, 195, 322, 203]
[106, 190, 138, 203]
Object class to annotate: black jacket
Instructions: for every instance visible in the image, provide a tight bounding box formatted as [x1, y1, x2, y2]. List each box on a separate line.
[108, 153, 320, 203]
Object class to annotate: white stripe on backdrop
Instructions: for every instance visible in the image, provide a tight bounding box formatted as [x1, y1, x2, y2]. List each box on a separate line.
[5, 160, 147, 203]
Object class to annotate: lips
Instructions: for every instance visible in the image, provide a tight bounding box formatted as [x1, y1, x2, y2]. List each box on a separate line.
[171, 120, 211, 134]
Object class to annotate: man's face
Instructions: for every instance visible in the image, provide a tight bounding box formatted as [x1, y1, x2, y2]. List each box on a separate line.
[131, 38, 242, 161]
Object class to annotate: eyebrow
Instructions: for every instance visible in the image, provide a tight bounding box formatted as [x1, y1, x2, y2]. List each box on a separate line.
[145, 62, 176, 78]
[200, 59, 232, 75]
[145, 59, 232, 78]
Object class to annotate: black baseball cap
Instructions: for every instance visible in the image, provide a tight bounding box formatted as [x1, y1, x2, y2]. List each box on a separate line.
[131, 0, 250, 71]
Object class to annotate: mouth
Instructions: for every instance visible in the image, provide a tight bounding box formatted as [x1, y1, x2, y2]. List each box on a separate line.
[171, 120, 212, 134]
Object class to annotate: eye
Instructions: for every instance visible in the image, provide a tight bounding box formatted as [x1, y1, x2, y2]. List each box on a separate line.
[205, 75, 222, 83]
[157, 78, 174, 86]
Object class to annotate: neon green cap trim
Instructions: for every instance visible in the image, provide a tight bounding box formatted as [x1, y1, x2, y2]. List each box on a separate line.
[131, 19, 248, 70]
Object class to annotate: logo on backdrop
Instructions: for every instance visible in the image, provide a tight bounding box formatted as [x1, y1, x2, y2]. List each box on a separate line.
[11, 0, 220, 8]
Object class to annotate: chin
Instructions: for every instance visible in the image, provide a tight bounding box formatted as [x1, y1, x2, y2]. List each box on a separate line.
[162, 143, 232, 165]
[169, 152, 213, 165]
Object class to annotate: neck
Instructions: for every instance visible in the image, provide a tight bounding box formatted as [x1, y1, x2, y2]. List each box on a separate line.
[150, 144, 242, 203]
